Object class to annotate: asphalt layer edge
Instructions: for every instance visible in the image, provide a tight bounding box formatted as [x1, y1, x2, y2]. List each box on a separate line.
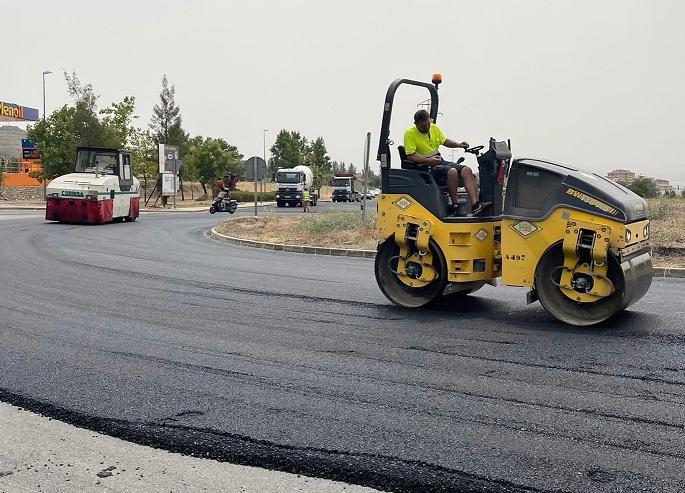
[0, 388, 548, 493]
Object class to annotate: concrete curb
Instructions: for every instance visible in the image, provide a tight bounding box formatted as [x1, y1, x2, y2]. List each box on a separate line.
[209, 221, 685, 276]
[653, 267, 685, 278]
[653, 246, 685, 256]
[209, 227, 376, 259]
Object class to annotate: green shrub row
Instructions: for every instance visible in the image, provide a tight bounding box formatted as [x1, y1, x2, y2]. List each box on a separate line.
[229, 191, 276, 202]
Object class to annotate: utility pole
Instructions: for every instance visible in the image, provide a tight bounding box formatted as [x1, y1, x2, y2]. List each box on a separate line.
[262, 130, 268, 204]
[41, 70, 52, 201]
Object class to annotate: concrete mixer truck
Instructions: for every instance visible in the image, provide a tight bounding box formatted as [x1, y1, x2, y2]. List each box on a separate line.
[275, 165, 319, 207]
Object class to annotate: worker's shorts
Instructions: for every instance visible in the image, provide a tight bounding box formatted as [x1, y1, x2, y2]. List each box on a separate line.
[431, 160, 466, 187]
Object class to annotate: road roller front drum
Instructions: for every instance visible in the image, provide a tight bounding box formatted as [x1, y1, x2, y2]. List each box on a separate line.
[534, 244, 637, 326]
[375, 237, 448, 308]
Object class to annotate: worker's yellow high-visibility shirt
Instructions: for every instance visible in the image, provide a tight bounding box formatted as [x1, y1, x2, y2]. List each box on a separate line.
[403, 123, 446, 157]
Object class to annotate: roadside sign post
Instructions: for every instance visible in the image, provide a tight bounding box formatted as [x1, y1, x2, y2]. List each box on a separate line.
[243, 156, 268, 216]
[159, 144, 180, 208]
[173, 158, 177, 209]
[361, 132, 371, 223]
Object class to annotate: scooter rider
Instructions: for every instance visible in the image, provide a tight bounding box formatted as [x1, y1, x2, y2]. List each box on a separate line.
[404, 110, 489, 216]
[210, 174, 238, 214]
[216, 174, 236, 203]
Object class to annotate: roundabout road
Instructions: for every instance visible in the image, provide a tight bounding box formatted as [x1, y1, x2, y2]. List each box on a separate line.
[0, 210, 684, 492]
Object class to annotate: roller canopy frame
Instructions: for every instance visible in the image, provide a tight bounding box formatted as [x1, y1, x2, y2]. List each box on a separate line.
[377, 79, 440, 192]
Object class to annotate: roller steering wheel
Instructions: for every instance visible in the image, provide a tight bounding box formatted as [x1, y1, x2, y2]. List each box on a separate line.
[465, 145, 484, 155]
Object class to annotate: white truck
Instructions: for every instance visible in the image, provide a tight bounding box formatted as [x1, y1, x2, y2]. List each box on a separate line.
[275, 165, 319, 207]
[45, 147, 140, 224]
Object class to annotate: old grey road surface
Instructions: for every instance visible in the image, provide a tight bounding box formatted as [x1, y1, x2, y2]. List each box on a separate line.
[1, 210, 684, 492]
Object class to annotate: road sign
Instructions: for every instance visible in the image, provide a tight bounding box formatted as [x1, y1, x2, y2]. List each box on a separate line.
[244, 156, 267, 181]
[161, 172, 178, 195]
[158, 144, 181, 173]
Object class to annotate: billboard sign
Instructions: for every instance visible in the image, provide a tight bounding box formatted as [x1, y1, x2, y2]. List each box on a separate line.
[0, 101, 39, 122]
[22, 148, 40, 160]
[158, 144, 181, 173]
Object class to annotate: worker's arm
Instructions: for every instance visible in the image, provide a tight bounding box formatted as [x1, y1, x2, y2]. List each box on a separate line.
[407, 153, 441, 166]
[443, 138, 469, 150]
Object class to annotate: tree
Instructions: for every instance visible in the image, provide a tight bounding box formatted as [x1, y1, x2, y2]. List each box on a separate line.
[347, 163, 357, 175]
[269, 130, 306, 176]
[184, 137, 243, 195]
[27, 107, 77, 179]
[307, 137, 332, 193]
[332, 161, 349, 174]
[64, 71, 109, 147]
[150, 75, 189, 154]
[215, 138, 243, 179]
[27, 72, 139, 180]
[625, 177, 658, 198]
[129, 129, 158, 199]
[27, 72, 132, 180]
[100, 96, 137, 148]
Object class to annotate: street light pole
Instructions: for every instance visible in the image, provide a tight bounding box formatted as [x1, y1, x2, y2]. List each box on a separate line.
[41, 70, 52, 201]
[42, 71, 52, 121]
[263, 129, 268, 163]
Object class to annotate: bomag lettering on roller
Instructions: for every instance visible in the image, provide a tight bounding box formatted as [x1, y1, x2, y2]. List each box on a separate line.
[46, 147, 140, 225]
[374, 75, 653, 326]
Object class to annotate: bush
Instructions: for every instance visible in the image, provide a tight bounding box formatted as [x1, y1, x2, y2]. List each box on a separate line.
[627, 177, 658, 198]
[298, 212, 375, 235]
[230, 190, 276, 202]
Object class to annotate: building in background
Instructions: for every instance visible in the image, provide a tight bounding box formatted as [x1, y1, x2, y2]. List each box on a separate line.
[654, 179, 672, 194]
[607, 169, 636, 184]
[0, 125, 26, 161]
[0, 100, 44, 200]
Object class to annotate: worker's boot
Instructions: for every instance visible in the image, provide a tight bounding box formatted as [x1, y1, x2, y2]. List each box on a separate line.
[469, 201, 492, 216]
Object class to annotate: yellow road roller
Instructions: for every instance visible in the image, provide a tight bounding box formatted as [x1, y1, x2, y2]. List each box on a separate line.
[374, 76, 653, 325]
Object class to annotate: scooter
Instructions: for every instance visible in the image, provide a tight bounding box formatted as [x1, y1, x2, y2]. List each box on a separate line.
[209, 192, 238, 214]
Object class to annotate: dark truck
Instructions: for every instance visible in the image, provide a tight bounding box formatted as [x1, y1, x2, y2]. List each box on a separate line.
[331, 173, 360, 202]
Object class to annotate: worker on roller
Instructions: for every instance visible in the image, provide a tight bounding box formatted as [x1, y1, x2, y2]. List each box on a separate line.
[404, 109, 489, 216]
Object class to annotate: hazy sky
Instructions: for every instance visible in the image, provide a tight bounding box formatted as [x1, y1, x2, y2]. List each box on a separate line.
[4, 0, 685, 181]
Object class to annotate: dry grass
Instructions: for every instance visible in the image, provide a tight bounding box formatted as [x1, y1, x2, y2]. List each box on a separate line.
[647, 198, 685, 267]
[647, 198, 685, 247]
[215, 212, 379, 250]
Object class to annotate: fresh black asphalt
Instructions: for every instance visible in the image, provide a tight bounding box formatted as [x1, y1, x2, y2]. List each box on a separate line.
[0, 208, 683, 492]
